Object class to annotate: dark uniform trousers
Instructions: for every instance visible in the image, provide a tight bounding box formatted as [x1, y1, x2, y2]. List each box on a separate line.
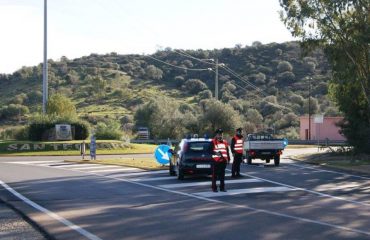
[212, 161, 227, 190]
[232, 153, 243, 176]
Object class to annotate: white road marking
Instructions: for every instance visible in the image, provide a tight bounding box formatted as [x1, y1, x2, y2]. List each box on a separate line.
[7, 160, 61, 165]
[132, 176, 175, 182]
[108, 170, 167, 177]
[158, 179, 262, 189]
[91, 172, 370, 236]
[87, 168, 136, 173]
[14, 161, 370, 236]
[238, 171, 370, 207]
[54, 164, 101, 168]
[69, 165, 121, 170]
[286, 162, 370, 180]
[0, 179, 102, 240]
[195, 186, 295, 198]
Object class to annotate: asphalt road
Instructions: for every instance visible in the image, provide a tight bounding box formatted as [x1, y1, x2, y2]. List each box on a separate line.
[0, 148, 370, 240]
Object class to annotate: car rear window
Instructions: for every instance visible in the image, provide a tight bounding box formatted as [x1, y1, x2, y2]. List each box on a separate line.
[186, 142, 211, 152]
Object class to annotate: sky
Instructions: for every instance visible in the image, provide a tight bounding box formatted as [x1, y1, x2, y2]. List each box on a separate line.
[0, 0, 295, 74]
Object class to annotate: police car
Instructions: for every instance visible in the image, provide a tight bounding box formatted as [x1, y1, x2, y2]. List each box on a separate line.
[169, 136, 213, 180]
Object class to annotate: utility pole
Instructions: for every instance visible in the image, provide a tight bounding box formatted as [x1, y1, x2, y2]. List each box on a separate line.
[42, 0, 48, 114]
[215, 58, 219, 100]
[308, 77, 311, 140]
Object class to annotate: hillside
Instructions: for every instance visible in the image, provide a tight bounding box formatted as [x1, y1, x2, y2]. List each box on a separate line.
[0, 41, 340, 139]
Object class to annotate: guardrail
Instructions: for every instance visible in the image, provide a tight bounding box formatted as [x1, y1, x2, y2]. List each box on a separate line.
[131, 139, 348, 146]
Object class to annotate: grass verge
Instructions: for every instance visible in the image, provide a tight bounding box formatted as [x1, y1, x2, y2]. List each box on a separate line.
[291, 152, 370, 175]
[66, 157, 167, 171]
[0, 142, 157, 156]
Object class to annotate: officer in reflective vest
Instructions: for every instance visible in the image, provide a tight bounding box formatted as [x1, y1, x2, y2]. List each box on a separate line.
[211, 128, 230, 192]
[231, 128, 244, 178]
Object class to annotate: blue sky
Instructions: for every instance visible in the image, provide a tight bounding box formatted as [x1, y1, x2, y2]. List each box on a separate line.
[0, 0, 295, 73]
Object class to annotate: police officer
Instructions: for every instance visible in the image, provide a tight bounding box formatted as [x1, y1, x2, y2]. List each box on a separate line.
[211, 128, 231, 192]
[231, 128, 244, 178]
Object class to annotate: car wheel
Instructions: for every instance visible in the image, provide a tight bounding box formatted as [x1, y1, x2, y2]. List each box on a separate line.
[247, 156, 252, 165]
[169, 162, 176, 176]
[266, 158, 270, 163]
[274, 156, 280, 166]
[177, 165, 184, 180]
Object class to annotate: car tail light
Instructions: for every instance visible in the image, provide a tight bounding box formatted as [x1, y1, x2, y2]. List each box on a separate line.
[249, 150, 256, 156]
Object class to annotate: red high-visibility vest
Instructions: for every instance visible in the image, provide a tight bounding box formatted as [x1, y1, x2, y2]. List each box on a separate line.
[232, 135, 244, 154]
[212, 138, 229, 162]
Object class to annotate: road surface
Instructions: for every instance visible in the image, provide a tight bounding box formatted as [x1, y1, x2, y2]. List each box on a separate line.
[0, 148, 369, 240]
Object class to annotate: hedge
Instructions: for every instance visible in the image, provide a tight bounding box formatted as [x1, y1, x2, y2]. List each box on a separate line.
[28, 120, 90, 141]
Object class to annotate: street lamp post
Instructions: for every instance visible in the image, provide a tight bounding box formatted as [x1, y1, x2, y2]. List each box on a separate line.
[42, 0, 48, 114]
[203, 58, 225, 100]
[215, 58, 219, 100]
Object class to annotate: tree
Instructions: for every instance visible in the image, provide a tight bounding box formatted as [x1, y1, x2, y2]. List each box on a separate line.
[0, 104, 29, 120]
[277, 61, 293, 72]
[184, 79, 208, 94]
[280, 0, 370, 152]
[46, 94, 77, 119]
[145, 65, 163, 80]
[199, 100, 242, 135]
[134, 97, 187, 139]
[245, 109, 263, 124]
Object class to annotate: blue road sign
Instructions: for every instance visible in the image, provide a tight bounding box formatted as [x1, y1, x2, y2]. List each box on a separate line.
[283, 138, 288, 148]
[154, 144, 172, 165]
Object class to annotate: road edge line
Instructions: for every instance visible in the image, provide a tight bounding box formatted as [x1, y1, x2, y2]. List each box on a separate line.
[0, 179, 102, 240]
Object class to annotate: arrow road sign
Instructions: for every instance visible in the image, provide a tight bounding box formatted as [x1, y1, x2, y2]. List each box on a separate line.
[154, 145, 172, 165]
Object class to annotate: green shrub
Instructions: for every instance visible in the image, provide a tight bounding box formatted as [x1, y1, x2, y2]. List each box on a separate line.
[28, 115, 89, 141]
[95, 120, 123, 140]
[14, 126, 30, 140]
[0, 126, 28, 140]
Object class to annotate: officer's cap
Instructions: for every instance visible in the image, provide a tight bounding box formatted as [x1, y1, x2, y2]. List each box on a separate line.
[215, 128, 223, 134]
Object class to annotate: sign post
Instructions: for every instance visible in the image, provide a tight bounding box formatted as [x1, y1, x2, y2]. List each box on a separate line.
[314, 114, 324, 150]
[90, 135, 96, 160]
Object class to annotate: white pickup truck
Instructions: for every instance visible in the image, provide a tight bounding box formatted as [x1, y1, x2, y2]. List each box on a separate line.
[243, 133, 287, 166]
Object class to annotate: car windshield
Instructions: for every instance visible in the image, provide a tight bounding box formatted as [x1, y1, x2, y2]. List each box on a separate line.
[187, 142, 211, 152]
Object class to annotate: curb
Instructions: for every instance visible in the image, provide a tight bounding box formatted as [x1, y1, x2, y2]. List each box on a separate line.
[0, 195, 56, 240]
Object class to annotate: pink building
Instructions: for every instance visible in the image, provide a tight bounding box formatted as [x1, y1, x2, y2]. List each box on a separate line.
[299, 116, 346, 141]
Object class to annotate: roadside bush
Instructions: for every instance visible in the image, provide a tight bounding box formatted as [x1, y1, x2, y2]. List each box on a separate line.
[28, 115, 89, 141]
[0, 126, 28, 140]
[184, 79, 208, 94]
[95, 120, 123, 140]
[0, 104, 29, 120]
[14, 126, 29, 140]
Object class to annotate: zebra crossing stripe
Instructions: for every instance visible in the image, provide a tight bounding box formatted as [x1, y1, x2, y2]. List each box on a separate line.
[69, 165, 121, 170]
[7, 160, 60, 164]
[108, 170, 167, 178]
[158, 178, 262, 189]
[87, 168, 137, 173]
[194, 186, 295, 198]
[131, 176, 175, 182]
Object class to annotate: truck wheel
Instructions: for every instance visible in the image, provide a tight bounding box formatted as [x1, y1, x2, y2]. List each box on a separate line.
[247, 156, 252, 165]
[274, 156, 280, 166]
[169, 162, 176, 176]
[177, 166, 184, 180]
[266, 158, 271, 163]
